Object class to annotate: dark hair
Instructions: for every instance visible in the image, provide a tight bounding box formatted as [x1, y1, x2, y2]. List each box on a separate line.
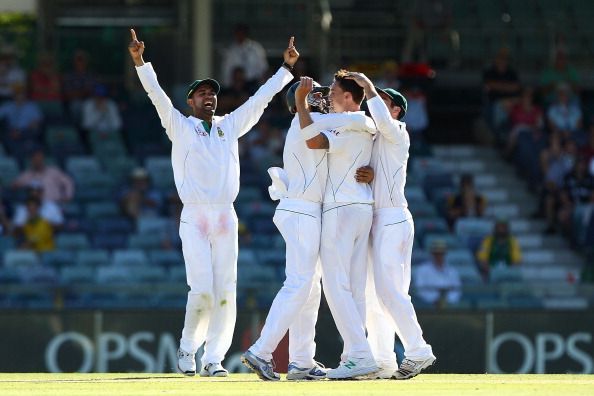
[26, 196, 41, 207]
[334, 69, 364, 105]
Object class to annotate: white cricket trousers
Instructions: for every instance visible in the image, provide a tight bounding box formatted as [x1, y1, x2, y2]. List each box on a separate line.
[368, 207, 433, 361]
[178, 203, 238, 366]
[321, 203, 374, 360]
[250, 199, 322, 368]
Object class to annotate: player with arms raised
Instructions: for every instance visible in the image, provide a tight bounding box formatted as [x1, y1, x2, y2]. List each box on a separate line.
[128, 28, 298, 377]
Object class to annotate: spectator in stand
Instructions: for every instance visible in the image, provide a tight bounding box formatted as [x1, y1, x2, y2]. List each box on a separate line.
[0, 46, 25, 103]
[29, 52, 62, 102]
[217, 66, 251, 114]
[446, 173, 487, 229]
[558, 157, 594, 237]
[540, 135, 577, 233]
[62, 50, 96, 123]
[401, 85, 428, 145]
[505, 87, 544, 158]
[120, 167, 162, 220]
[476, 219, 521, 281]
[15, 196, 55, 252]
[81, 84, 122, 139]
[547, 84, 584, 144]
[0, 84, 43, 157]
[482, 47, 521, 133]
[414, 240, 461, 307]
[12, 149, 74, 204]
[221, 24, 268, 87]
[12, 182, 63, 228]
[540, 51, 580, 105]
[245, 117, 283, 169]
[401, 0, 459, 66]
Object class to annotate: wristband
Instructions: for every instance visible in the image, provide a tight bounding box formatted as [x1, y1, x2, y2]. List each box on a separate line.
[281, 62, 294, 72]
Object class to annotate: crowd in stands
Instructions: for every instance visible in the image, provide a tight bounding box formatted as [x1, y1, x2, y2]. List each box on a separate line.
[482, 45, 594, 258]
[1, 18, 593, 311]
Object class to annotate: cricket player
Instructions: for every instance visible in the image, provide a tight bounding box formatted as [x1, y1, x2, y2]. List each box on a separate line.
[128, 29, 298, 377]
[241, 81, 329, 381]
[296, 73, 379, 379]
[345, 72, 436, 380]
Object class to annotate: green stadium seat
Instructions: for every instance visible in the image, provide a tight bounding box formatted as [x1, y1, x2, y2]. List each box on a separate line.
[0, 157, 20, 185]
[3, 250, 39, 269]
[112, 249, 148, 267]
[76, 249, 110, 267]
[56, 233, 90, 250]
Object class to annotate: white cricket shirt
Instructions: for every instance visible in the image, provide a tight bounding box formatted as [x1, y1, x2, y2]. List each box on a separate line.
[302, 112, 376, 204]
[366, 96, 410, 209]
[136, 63, 293, 204]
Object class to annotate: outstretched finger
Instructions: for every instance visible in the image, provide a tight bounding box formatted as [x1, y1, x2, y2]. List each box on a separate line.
[288, 36, 294, 48]
[131, 28, 137, 41]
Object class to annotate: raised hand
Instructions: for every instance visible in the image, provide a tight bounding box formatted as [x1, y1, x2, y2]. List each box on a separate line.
[283, 36, 300, 67]
[128, 28, 145, 66]
[295, 76, 313, 103]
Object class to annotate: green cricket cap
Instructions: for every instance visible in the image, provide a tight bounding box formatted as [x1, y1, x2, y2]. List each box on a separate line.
[187, 78, 221, 99]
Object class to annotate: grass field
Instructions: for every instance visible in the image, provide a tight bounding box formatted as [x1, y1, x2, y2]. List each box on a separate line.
[1, 373, 593, 396]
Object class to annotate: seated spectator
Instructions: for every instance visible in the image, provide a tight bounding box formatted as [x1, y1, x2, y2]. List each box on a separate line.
[476, 219, 521, 280]
[221, 24, 268, 87]
[401, 85, 428, 145]
[446, 173, 487, 229]
[414, 240, 462, 307]
[62, 50, 96, 123]
[482, 47, 521, 131]
[0, 46, 26, 103]
[12, 149, 74, 203]
[12, 182, 64, 228]
[29, 52, 62, 102]
[540, 51, 580, 105]
[120, 168, 163, 220]
[15, 196, 55, 252]
[217, 66, 251, 114]
[505, 87, 544, 157]
[558, 157, 594, 237]
[81, 84, 122, 139]
[0, 84, 43, 157]
[547, 84, 584, 144]
[540, 135, 577, 233]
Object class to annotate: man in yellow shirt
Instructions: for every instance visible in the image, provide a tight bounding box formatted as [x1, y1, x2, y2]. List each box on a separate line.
[19, 197, 55, 252]
[476, 219, 521, 280]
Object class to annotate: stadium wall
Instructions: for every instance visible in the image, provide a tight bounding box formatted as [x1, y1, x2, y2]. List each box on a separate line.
[1, 310, 592, 374]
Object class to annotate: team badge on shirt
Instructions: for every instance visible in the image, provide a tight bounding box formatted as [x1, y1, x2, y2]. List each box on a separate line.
[217, 127, 225, 138]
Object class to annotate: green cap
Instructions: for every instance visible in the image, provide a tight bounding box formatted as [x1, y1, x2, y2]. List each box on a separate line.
[376, 87, 407, 120]
[187, 78, 221, 99]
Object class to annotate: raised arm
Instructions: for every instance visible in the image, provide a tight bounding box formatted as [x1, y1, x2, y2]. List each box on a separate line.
[226, 37, 298, 138]
[294, 76, 328, 149]
[128, 28, 187, 142]
[345, 72, 406, 144]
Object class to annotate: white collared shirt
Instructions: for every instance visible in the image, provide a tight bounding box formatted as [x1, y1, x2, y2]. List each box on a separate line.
[302, 112, 376, 204]
[136, 62, 293, 204]
[366, 96, 410, 209]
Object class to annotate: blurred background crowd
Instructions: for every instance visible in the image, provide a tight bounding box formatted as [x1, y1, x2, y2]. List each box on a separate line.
[0, 0, 593, 312]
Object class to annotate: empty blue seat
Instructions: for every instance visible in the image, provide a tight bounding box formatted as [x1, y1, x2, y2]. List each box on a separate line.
[149, 250, 183, 268]
[92, 234, 128, 250]
[112, 249, 148, 267]
[55, 233, 90, 250]
[76, 249, 111, 267]
[42, 251, 76, 269]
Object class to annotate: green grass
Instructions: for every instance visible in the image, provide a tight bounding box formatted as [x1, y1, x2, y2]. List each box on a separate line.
[1, 374, 593, 396]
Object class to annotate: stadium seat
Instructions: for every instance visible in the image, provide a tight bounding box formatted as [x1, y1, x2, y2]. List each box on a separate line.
[423, 233, 464, 250]
[76, 249, 111, 267]
[0, 157, 19, 185]
[92, 234, 128, 250]
[85, 202, 121, 219]
[236, 186, 263, 203]
[445, 248, 476, 268]
[3, 250, 39, 268]
[149, 250, 183, 268]
[66, 156, 102, 178]
[137, 216, 168, 234]
[169, 265, 186, 282]
[42, 251, 76, 269]
[17, 265, 59, 284]
[61, 266, 96, 284]
[97, 266, 133, 284]
[94, 217, 134, 234]
[55, 233, 90, 250]
[136, 266, 167, 282]
[455, 217, 494, 241]
[415, 217, 449, 241]
[0, 268, 20, 284]
[128, 233, 163, 250]
[112, 249, 148, 267]
[145, 156, 174, 189]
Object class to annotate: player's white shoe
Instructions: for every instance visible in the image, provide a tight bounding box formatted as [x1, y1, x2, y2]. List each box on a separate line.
[286, 361, 327, 380]
[177, 348, 196, 376]
[363, 365, 398, 380]
[241, 350, 280, 381]
[200, 362, 228, 377]
[326, 357, 379, 380]
[393, 355, 436, 380]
